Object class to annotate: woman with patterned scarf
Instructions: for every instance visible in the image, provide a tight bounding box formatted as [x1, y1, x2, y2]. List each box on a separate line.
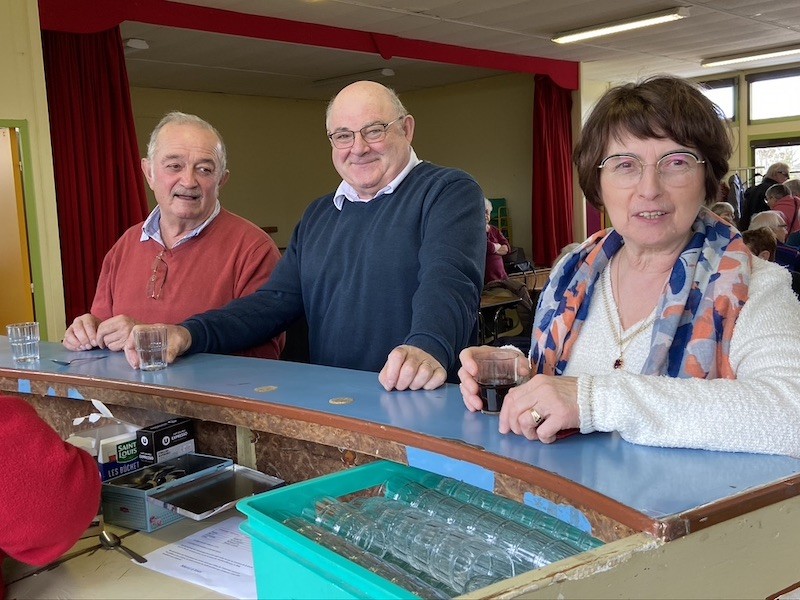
[459, 76, 800, 456]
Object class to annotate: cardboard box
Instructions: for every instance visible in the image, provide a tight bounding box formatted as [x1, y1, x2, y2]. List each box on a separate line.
[98, 431, 141, 480]
[136, 417, 195, 465]
[66, 419, 141, 481]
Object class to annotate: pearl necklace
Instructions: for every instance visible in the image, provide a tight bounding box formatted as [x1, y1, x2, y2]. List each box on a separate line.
[600, 259, 659, 370]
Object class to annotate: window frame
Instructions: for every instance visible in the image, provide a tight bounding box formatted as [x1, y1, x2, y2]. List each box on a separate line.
[699, 77, 737, 123]
[746, 67, 800, 123]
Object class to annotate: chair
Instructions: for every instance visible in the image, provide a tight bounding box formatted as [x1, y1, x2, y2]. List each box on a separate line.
[479, 279, 534, 349]
[489, 197, 513, 246]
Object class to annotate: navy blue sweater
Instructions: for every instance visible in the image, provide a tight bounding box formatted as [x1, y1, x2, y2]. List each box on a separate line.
[183, 161, 486, 377]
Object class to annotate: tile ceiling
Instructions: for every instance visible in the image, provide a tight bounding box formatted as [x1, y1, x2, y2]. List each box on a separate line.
[118, 0, 800, 99]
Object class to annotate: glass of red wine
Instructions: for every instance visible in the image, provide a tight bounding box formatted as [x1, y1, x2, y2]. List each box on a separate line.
[474, 349, 529, 414]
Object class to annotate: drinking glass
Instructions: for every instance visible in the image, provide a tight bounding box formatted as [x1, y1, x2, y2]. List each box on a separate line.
[473, 348, 528, 414]
[134, 325, 168, 371]
[6, 321, 39, 362]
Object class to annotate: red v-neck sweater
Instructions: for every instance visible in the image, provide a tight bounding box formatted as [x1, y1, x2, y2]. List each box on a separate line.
[91, 209, 284, 359]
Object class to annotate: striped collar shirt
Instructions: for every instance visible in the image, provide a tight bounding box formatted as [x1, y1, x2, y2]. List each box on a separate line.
[140, 200, 221, 248]
[332, 148, 422, 211]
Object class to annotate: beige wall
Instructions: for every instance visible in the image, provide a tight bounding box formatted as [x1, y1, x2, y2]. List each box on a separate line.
[0, 0, 64, 340]
[405, 73, 535, 257]
[131, 73, 537, 257]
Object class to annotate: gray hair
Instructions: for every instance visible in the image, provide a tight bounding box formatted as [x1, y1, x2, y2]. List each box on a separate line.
[766, 183, 790, 200]
[710, 201, 735, 216]
[325, 82, 408, 128]
[484, 198, 493, 211]
[146, 111, 227, 173]
[785, 178, 800, 197]
[749, 210, 786, 230]
[765, 162, 790, 180]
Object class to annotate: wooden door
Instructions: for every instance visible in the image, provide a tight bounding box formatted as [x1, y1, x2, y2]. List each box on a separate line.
[0, 127, 35, 327]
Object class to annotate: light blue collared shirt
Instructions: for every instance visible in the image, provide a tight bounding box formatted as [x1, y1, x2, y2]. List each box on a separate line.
[332, 148, 422, 211]
[140, 200, 222, 248]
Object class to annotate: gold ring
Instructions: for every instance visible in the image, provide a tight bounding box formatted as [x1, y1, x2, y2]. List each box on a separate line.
[530, 409, 543, 426]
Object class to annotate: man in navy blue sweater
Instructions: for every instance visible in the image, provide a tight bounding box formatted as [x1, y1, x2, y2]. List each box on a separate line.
[125, 81, 486, 391]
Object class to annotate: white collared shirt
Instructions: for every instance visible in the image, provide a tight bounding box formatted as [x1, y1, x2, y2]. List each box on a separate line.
[332, 148, 422, 211]
[140, 200, 222, 248]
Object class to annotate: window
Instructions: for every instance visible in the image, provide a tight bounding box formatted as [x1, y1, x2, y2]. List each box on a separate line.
[700, 78, 736, 121]
[748, 69, 800, 121]
[750, 138, 800, 185]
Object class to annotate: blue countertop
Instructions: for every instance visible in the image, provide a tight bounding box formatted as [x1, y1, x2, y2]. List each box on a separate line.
[4, 339, 800, 521]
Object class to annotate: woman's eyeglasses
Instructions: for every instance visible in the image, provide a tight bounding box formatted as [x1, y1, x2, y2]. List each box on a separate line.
[598, 151, 705, 189]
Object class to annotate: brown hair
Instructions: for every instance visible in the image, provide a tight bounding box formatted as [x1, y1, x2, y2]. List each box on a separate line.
[574, 76, 732, 210]
[742, 227, 777, 262]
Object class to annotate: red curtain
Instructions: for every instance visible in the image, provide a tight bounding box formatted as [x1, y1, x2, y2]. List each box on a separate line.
[531, 74, 574, 266]
[41, 27, 148, 324]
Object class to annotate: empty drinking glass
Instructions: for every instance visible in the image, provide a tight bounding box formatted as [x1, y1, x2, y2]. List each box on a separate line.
[6, 321, 40, 362]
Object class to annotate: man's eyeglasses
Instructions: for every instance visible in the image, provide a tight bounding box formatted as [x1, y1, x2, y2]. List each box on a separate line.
[598, 151, 705, 189]
[327, 116, 406, 149]
[147, 250, 168, 299]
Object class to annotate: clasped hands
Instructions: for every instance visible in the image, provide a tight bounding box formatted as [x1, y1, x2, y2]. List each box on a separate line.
[458, 346, 580, 443]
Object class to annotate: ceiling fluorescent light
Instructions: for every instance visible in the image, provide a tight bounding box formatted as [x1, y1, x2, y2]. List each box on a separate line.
[552, 7, 690, 44]
[702, 46, 800, 68]
[312, 68, 395, 88]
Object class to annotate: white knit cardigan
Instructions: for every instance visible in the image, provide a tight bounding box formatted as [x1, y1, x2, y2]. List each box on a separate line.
[559, 256, 800, 457]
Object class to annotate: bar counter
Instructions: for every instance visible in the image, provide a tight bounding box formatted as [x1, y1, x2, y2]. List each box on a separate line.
[3, 338, 800, 598]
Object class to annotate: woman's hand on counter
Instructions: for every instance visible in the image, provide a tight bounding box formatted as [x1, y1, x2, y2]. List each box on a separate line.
[123, 324, 192, 369]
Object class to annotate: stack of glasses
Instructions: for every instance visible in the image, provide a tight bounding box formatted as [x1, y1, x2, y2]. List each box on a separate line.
[283, 474, 604, 598]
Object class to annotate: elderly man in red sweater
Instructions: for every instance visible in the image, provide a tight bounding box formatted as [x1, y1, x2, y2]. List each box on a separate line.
[63, 112, 283, 359]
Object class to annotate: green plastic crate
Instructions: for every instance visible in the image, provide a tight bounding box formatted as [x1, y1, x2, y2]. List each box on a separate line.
[237, 461, 440, 599]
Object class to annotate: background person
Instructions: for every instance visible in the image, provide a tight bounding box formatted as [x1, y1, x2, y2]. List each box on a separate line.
[63, 112, 283, 359]
[742, 227, 800, 298]
[739, 162, 790, 230]
[459, 76, 800, 456]
[784, 177, 800, 199]
[1, 396, 101, 597]
[784, 178, 800, 247]
[741, 227, 777, 261]
[484, 197, 510, 283]
[749, 210, 800, 272]
[126, 82, 485, 391]
[765, 183, 800, 235]
[708, 201, 737, 227]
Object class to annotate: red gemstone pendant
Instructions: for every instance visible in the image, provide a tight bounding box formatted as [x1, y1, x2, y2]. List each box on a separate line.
[613, 358, 623, 369]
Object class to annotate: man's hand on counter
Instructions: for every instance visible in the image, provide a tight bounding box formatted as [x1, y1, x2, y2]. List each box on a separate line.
[379, 345, 447, 391]
[124, 324, 191, 369]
